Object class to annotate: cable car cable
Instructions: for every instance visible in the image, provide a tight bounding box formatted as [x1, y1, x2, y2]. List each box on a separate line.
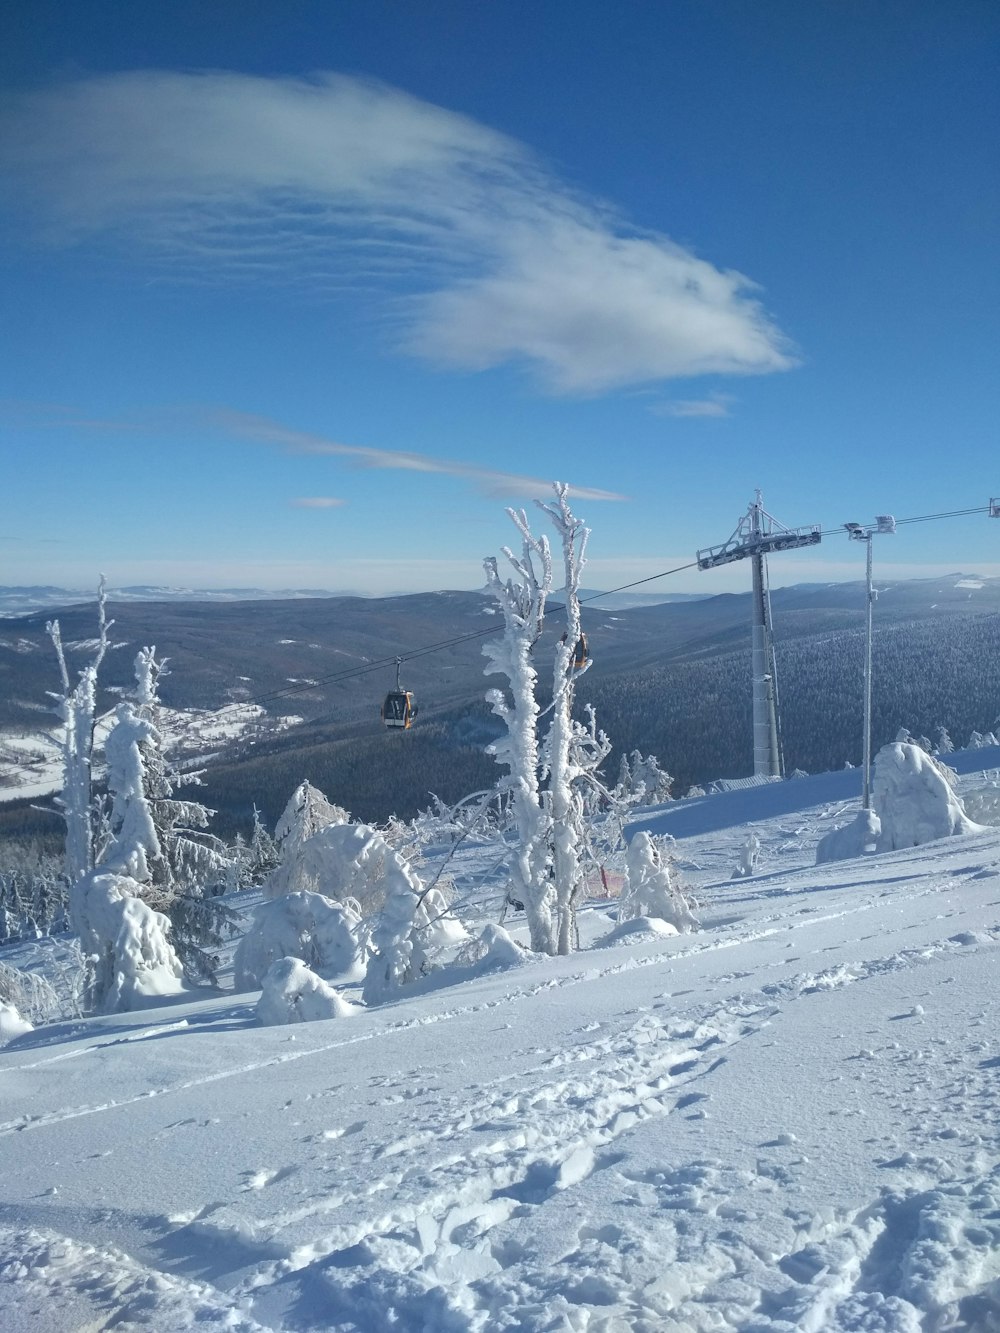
[237, 500, 993, 713]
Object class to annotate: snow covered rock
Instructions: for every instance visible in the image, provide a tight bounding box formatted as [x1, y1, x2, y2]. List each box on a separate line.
[255, 957, 354, 1026]
[815, 808, 881, 864]
[0, 1001, 32, 1043]
[874, 742, 984, 851]
[234, 891, 362, 991]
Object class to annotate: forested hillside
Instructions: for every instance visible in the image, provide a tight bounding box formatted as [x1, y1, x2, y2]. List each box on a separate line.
[2, 579, 999, 832]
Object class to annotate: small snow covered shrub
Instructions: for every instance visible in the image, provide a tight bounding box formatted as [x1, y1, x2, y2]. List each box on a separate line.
[815, 808, 881, 864]
[619, 832, 696, 932]
[873, 742, 983, 851]
[0, 1001, 32, 1043]
[234, 891, 362, 991]
[0, 961, 60, 1027]
[256, 957, 354, 1026]
[454, 923, 530, 973]
[963, 773, 1000, 828]
[731, 830, 761, 879]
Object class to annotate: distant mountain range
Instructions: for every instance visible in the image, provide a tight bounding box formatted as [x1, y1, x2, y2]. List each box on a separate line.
[0, 583, 707, 617]
[2, 573, 998, 836]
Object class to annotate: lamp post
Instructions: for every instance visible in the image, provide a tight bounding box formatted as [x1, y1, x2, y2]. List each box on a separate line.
[844, 515, 896, 809]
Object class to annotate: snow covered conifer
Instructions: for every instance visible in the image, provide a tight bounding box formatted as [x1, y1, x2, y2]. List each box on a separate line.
[99, 648, 236, 984]
[873, 742, 982, 850]
[935, 726, 955, 755]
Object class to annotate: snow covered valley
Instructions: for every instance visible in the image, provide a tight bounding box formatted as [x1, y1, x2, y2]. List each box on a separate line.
[5, 764, 1000, 1332]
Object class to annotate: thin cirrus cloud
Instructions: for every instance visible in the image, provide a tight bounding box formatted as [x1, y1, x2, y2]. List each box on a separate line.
[651, 395, 734, 419]
[291, 496, 346, 509]
[0, 70, 797, 395]
[214, 408, 626, 502]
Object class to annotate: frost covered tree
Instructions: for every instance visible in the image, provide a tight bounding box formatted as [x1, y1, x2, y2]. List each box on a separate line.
[617, 750, 673, 805]
[46, 578, 113, 886]
[483, 484, 621, 955]
[483, 504, 554, 952]
[935, 726, 955, 755]
[235, 892, 362, 990]
[619, 832, 695, 931]
[538, 484, 595, 953]
[265, 781, 349, 899]
[96, 648, 236, 986]
[361, 829, 464, 1005]
[873, 741, 982, 850]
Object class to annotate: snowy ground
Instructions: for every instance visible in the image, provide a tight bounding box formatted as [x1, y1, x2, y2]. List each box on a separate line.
[4, 761, 1000, 1331]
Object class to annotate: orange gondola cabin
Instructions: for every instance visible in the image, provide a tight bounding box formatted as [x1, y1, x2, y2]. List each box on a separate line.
[381, 657, 417, 728]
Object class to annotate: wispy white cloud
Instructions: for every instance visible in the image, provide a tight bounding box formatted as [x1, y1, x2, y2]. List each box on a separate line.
[0, 398, 626, 502]
[214, 409, 627, 501]
[651, 394, 734, 419]
[0, 70, 796, 395]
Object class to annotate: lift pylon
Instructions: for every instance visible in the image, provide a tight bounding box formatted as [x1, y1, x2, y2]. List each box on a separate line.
[697, 493, 821, 778]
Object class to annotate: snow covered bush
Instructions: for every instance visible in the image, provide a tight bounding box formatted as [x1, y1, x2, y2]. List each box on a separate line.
[234, 891, 362, 990]
[619, 831, 696, 932]
[873, 742, 983, 851]
[255, 957, 355, 1026]
[265, 781, 350, 899]
[617, 751, 673, 805]
[815, 808, 881, 864]
[362, 852, 464, 1007]
[0, 1001, 32, 1043]
[0, 961, 60, 1027]
[73, 869, 185, 1012]
[731, 830, 761, 879]
[454, 923, 531, 973]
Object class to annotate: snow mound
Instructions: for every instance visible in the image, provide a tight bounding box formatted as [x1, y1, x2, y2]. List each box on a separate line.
[234, 891, 362, 991]
[874, 743, 984, 851]
[0, 1001, 32, 1043]
[458, 923, 532, 973]
[597, 915, 680, 947]
[816, 808, 881, 864]
[256, 957, 354, 1026]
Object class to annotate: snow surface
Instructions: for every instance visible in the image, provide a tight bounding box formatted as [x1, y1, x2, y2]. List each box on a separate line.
[4, 761, 1000, 1329]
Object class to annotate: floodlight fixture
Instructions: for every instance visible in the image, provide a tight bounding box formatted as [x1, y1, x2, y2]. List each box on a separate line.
[844, 515, 895, 810]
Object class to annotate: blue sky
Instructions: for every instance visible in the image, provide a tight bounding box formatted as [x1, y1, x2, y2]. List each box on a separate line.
[1, 1, 998, 596]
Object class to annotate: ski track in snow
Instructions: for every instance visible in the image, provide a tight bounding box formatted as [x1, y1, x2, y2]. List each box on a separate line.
[4, 780, 1000, 1328]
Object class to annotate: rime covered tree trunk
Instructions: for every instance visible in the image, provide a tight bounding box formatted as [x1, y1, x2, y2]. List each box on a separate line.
[483, 511, 556, 954]
[47, 578, 112, 905]
[537, 484, 590, 955]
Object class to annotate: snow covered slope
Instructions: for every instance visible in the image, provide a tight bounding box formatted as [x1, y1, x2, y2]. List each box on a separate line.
[3, 763, 1000, 1330]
